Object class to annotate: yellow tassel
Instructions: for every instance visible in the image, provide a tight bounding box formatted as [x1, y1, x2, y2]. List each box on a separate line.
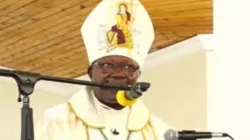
[116, 90, 138, 106]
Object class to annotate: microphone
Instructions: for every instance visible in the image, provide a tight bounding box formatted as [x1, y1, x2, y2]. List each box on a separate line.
[111, 129, 119, 135]
[116, 82, 150, 106]
[164, 129, 233, 140]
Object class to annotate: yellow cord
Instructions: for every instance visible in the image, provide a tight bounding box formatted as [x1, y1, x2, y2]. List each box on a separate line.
[116, 90, 138, 106]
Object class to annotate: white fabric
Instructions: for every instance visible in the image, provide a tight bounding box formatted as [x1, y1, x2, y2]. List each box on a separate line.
[93, 94, 130, 140]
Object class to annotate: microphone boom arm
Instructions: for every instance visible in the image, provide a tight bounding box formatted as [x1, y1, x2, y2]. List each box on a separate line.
[0, 69, 132, 91]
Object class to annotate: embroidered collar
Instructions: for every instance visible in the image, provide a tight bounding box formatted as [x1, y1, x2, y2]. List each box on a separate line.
[68, 86, 150, 131]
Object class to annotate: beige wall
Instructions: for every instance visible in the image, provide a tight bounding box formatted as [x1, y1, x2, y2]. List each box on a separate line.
[0, 79, 69, 140]
[140, 51, 207, 130]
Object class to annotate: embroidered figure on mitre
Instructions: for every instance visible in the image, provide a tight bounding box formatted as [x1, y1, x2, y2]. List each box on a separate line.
[97, 1, 142, 54]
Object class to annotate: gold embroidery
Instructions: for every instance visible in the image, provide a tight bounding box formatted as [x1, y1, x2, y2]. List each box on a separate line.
[67, 95, 154, 140]
[67, 102, 92, 140]
[107, 2, 133, 50]
[141, 129, 147, 140]
[85, 125, 90, 140]
[148, 117, 157, 140]
[126, 109, 151, 132]
[67, 102, 104, 129]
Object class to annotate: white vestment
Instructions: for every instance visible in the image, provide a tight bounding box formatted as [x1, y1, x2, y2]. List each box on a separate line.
[35, 87, 172, 140]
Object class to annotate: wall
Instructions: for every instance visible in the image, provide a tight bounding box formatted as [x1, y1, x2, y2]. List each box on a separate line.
[206, 0, 250, 139]
[0, 78, 69, 140]
[140, 51, 207, 131]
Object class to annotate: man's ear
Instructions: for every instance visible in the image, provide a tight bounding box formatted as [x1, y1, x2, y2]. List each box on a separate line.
[88, 66, 93, 78]
[138, 70, 141, 77]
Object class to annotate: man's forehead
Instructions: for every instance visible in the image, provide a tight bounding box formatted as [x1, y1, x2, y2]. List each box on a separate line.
[96, 56, 138, 64]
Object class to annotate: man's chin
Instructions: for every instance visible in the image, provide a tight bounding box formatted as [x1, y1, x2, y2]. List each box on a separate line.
[100, 96, 119, 105]
[106, 99, 118, 104]
[98, 88, 116, 99]
[106, 93, 118, 103]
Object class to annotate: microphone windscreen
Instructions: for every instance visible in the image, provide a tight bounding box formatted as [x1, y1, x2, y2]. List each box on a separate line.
[116, 90, 138, 106]
[164, 129, 178, 140]
[140, 82, 150, 92]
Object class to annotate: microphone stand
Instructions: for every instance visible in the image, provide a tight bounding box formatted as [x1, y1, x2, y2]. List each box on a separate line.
[0, 69, 135, 140]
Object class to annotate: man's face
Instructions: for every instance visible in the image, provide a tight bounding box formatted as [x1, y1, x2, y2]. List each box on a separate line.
[88, 56, 140, 104]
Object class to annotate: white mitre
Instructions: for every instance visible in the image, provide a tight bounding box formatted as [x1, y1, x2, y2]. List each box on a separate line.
[81, 0, 154, 67]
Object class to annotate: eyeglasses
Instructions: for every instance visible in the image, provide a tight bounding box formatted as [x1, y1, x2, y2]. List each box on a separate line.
[94, 62, 139, 74]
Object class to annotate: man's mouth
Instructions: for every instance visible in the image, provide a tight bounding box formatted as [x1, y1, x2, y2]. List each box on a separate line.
[105, 79, 129, 87]
[101, 80, 130, 92]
